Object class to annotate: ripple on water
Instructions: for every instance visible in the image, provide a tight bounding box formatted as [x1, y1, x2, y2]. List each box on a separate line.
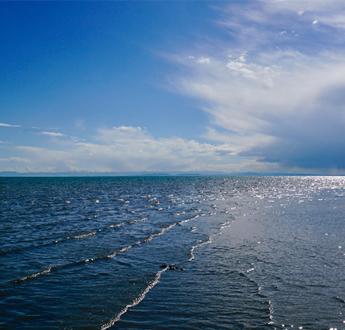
[2, 177, 345, 329]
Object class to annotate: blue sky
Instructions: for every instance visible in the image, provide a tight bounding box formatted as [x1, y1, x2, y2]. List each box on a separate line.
[1, 0, 345, 173]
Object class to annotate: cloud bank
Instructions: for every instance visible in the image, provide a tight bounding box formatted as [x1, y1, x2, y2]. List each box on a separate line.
[0, 126, 267, 173]
[2, 0, 345, 174]
[172, 0, 345, 171]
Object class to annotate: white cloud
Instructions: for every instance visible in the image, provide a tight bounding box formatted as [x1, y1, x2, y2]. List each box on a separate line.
[0, 122, 20, 128]
[39, 131, 64, 137]
[169, 1, 345, 170]
[262, 0, 345, 14]
[205, 128, 274, 155]
[3, 0, 345, 173]
[319, 14, 345, 29]
[176, 50, 345, 168]
[0, 126, 271, 173]
[197, 57, 211, 64]
[216, 0, 345, 54]
[260, 1, 345, 33]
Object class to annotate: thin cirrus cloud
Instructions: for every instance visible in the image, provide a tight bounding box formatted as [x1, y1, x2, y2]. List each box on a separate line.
[170, 0, 345, 171]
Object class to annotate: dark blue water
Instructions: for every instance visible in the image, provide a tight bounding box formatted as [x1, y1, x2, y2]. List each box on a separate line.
[1, 176, 345, 329]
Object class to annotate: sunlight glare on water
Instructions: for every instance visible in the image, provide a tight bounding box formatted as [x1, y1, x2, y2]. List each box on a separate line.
[0, 176, 345, 329]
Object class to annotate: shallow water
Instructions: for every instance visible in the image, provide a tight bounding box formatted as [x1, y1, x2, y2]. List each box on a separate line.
[1, 176, 345, 329]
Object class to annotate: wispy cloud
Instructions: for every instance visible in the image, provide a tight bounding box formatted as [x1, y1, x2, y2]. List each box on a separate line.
[0, 126, 270, 173]
[169, 0, 345, 171]
[0, 122, 21, 128]
[2, 1, 345, 173]
[39, 131, 64, 137]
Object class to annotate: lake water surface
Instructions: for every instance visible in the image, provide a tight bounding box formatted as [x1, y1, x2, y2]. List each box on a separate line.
[1, 176, 344, 329]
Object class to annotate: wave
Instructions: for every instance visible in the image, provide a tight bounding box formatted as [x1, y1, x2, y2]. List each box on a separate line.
[217, 220, 232, 235]
[267, 299, 274, 325]
[13, 266, 53, 284]
[1, 217, 148, 257]
[188, 237, 212, 261]
[1, 229, 99, 257]
[334, 295, 345, 304]
[71, 231, 97, 240]
[107, 245, 133, 258]
[11, 220, 183, 285]
[237, 268, 275, 326]
[179, 214, 200, 225]
[109, 223, 124, 228]
[100, 266, 168, 330]
[142, 223, 178, 243]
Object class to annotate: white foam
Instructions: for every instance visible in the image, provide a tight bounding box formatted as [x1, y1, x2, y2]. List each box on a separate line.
[16, 266, 52, 283]
[109, 223, 124, 228]
[144, 223, 178, 243]
[107, 245, 133, 258]
[73, 231, 97, 239]
[188, 237, 212, 261]
[180, 214, 200, 224]
[268, 299, 274, 324]
[219, 220, 232, 234]
[15, 220, 179, 285]
[107, 222, 177, 258]
[100, 267, 168, 329]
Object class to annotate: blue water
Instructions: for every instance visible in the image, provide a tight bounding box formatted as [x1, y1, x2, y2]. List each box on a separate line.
[1, 176, 345, 329]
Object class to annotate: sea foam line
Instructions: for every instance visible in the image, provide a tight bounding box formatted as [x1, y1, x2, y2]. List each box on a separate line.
[2, 217, 148, 257]
[12, 221, 181, 285]
[100, 266, 168, 330]
[243, 268, 275, 326]
[180, 214, 200, 224]
[71, 231, 97, 240]
[267, 299, 274, 325]
[188, 237, 212, 261]
[13, 266, 53, 283]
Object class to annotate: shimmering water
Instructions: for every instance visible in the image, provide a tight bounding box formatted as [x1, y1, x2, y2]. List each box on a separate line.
[1, 176, 345, 329]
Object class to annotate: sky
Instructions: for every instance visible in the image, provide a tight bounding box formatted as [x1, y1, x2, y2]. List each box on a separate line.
[1, 0, 345, 174]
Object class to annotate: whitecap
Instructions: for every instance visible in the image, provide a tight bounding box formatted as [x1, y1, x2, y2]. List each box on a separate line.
[188, 237, 212, 261]
[14, 266, 53, 284]
[100, 266, 168, 329]
[72, 231, 97, 239]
